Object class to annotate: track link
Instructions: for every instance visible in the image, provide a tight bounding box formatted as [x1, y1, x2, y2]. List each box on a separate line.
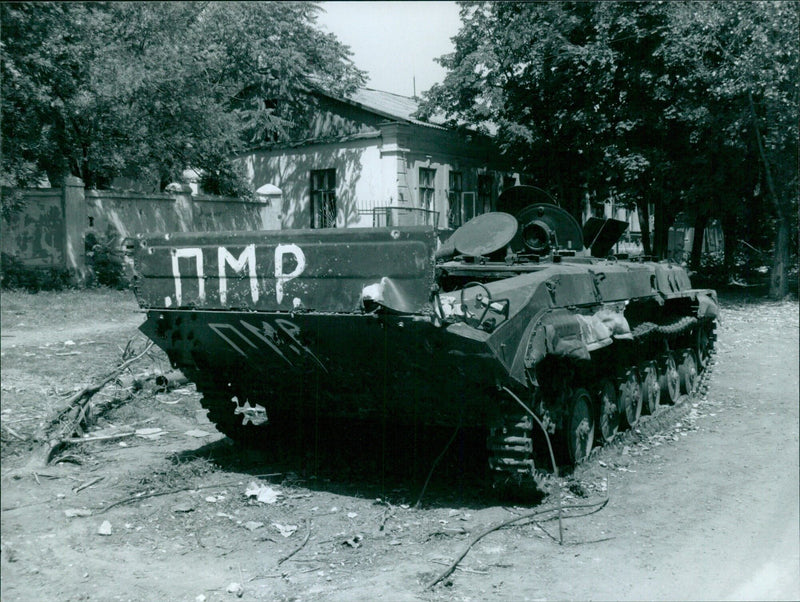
[487, 412, 535, 475]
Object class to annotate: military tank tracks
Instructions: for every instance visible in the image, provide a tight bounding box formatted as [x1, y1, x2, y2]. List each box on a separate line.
[189, 314, 716, 487]
[488, 315, 717, 482]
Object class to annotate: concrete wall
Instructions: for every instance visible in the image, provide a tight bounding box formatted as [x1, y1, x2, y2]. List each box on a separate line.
[86, 188, 275, 239]
[193, 195, 280, 231]
[1, 187, 64, 267]
[2, 179, 272, 278]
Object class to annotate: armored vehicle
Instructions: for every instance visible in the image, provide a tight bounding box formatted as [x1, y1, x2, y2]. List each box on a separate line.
[133, 186, 717, 478]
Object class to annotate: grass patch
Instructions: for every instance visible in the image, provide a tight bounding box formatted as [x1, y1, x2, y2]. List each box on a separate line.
[133, 455, 219, 492]
[1, 288, 140, 327]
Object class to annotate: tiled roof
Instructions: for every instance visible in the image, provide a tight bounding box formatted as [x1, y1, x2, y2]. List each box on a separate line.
[329, 87, 448, 130]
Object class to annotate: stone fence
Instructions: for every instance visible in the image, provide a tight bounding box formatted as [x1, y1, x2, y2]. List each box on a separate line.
[1, 177, 279, 278]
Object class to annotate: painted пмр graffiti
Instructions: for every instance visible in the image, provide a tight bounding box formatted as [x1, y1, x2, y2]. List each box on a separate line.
[209, 318, 326, 372]
[167, 243, 306, 307]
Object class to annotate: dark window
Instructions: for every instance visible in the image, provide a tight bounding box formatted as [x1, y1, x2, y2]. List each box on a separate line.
[447, 171, 463, 228]
[502, 175, 516, 191]
[478, 174, 493, 214]
[462, 192, 477, 223]
[310, 169, 336, 228]
[419, 167, 436, 211]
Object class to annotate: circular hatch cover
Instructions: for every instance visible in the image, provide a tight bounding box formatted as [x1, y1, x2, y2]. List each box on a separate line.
[450, 212, 519, 257]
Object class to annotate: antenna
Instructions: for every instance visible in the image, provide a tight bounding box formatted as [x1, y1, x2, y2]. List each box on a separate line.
[412, 53, 417, 99]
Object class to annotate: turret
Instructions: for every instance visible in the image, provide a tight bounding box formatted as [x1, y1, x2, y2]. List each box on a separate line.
[437, 185, 630, 262]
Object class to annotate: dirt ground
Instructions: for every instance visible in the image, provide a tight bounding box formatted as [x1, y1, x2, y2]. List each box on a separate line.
[1, 288, 798, 601]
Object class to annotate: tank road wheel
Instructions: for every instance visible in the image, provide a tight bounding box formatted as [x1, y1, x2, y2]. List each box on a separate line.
[695, 324, 713, 371]
[567, 388, 595, 464]
[617, 368, 643, 428]
[658, 352, 680, 405]
[595, 378, 620, 443]
[640, 361, 660, 415]
[678, 349, 698, 395]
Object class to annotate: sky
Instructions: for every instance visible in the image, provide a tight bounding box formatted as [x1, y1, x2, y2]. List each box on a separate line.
[317, 1, 462, 97]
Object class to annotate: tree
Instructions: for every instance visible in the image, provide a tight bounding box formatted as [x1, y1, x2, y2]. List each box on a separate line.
[419, 2, 678, 236]
[664, 1, 798, 297]
[1, 2, 365, 195]
[419, 1, 797, 296]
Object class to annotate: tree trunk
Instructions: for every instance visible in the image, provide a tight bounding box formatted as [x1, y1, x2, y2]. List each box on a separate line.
[748, 91, 789, 299]
[690, 213, 709, 271]
[653, 197, 663, 258]
[721, 210, 738, 282]
[653, 196, 676, 260]
[770, 218, 790, 299]
[637, 198, 652, 256]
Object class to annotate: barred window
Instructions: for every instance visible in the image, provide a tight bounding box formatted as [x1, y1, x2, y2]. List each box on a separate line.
[478, 174, 493, 214]
[419, 167, 436, 211]
[447, 171, 463, 228]
[310, 169, 336, 228]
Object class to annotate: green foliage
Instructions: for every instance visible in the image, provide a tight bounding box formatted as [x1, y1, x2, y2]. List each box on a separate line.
[1, 2, 366, 192]
[692, 251, 728, 288]
[199, 160, 255, 200]
[419, 1, 798, 285]
[1, 188, 26, 221]
[0, 253, 72, 291]
[84, 231, 127, 289]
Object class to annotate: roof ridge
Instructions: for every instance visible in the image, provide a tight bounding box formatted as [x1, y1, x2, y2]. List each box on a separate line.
[359, 87, 416, 101]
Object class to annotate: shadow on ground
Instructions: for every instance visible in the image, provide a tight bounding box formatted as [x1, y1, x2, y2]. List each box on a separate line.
[173, 418, 547, 510]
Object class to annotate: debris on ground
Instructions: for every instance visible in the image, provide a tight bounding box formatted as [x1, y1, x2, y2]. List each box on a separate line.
[185, 429, 213, 438]
[135, 427, 167, 440]
[226, 582, 244, 597]
[245, 482, 281, 504]
[64, 508, 93, 518]
[22, 339, 162, 468]
[272, 523, 298, 538]
[343, 533, 363, 548]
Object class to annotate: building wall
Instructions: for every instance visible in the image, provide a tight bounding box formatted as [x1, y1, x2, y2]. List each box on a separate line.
[85, 190, 275, 239]
[86, 190, 191, 240]
[395, 141, 516, 229]
[241, 134, 385, 229]
[240, 122, 517, 230]
[388, 124, 516, 228]
[193, 196, 280, 232]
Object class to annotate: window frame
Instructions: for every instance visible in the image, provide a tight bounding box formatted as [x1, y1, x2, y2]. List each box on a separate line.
[447, 170, 464, 228]
[477, 174, 494, 214]
[419, 167, 436, 211]
[310, 168, 337, 229]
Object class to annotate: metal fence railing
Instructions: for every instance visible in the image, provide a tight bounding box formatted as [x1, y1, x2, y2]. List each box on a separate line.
[372, 206, 440, 228]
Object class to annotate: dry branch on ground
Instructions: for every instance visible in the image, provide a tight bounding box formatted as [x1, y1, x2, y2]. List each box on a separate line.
[21, 340, 165, 469]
